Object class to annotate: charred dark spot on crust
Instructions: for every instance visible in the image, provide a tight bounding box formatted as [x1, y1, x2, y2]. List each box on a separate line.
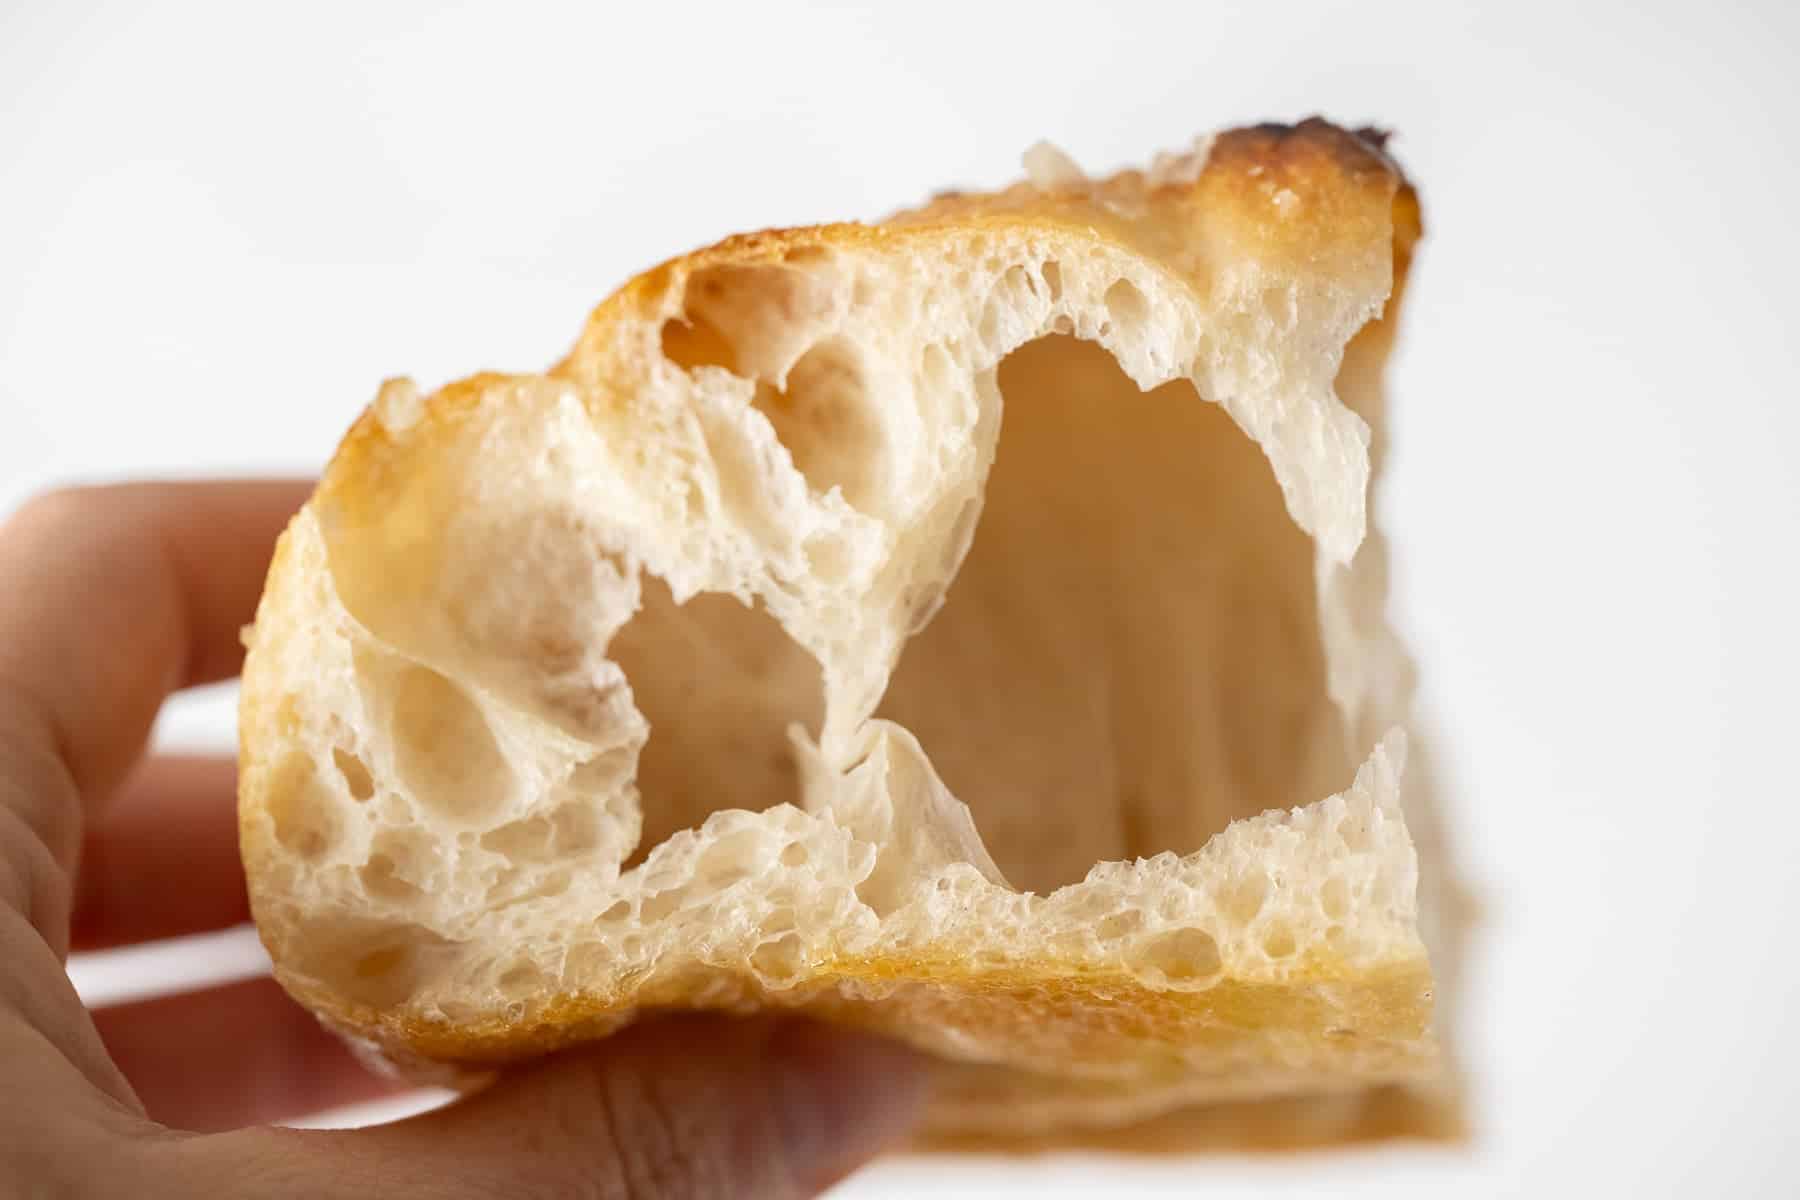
[1210, 116, 1407, 188]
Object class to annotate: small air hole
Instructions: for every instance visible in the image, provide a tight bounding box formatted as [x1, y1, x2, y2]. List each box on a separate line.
[919, 343, 953, 391]
[1219, 871, 1269, 924]
[267, 753, 339, 862]
[1261, 921, 1298, 959]
[1097, 910, 1144, 941]
[640, 886, 687, 924]
[361, 852, 420, 902]
[1320, 875, 1350, 921]
[750, 933, 805, 984]
[660, 314, 738, 373]
[354, 945, 407, 980]
[528, 870, 572, 900]
[482, 816, 554, 860]
[780, 842, 809, 867]
[1137, 927, 1222, 984]
[498, 962, 545, 998]
[1103, 278, 1149, 332]
[333, 748, 375, 801]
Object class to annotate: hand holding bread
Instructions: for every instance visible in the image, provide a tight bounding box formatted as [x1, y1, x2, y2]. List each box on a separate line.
[0, 118, 1468, 1200]
[0, 480, 927, 1197]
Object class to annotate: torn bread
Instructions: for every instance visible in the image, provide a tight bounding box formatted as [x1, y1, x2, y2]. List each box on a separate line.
[239, 117, 1467, 1149]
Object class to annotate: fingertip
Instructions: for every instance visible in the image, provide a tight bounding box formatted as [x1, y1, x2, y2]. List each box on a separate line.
[764, 1021, 931, 1193]
[259, 1014, 933, 1199]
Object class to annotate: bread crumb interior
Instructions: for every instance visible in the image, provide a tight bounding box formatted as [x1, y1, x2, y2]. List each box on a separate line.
[601, 332, 1354, 894]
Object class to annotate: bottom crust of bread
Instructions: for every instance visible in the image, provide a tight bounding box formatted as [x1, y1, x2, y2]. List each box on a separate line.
[277, 948, 1452, 1149]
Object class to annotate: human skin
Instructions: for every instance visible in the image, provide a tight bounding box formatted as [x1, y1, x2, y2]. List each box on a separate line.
[0, 480, 926, 1198]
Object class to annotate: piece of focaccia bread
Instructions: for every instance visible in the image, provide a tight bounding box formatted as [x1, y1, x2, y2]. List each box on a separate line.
[239, 117, 1467, 1149]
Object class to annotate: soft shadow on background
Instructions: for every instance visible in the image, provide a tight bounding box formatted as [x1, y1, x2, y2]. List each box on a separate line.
[6, 2, 1797, 1195]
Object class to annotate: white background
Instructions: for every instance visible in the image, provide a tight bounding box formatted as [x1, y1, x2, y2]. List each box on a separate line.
[5, 1, 1798, 1195]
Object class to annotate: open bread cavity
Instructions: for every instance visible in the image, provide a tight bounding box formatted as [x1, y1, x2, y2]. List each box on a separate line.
[881, 336, 1353, 893]
[246, 220, 1420, 1029]
[606, 578, 824, 865]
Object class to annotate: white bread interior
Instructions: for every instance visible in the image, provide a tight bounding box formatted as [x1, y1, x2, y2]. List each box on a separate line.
[239, 119, 1462, 1147]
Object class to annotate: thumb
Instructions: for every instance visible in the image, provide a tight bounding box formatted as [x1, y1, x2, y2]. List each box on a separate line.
[170, 1015, 930, 1199]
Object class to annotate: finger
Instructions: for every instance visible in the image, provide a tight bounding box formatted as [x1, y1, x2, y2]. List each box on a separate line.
[90, 975, 404, 1133]
[0, 481, 307, 1100]
[72, 756, 249, 950]
[0, 907, 143, 1117]
[0, 481, 311, 816]
[169, 1016, 929, 1198]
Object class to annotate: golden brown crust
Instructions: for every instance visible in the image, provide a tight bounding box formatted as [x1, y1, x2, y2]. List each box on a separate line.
[243, 116, 1456, 1152]
[284, 950, 1433, 1069]
[271, 947, 1443, 1149]
[536, 116, 1407, 399]
[1212, 119, 1403, 184]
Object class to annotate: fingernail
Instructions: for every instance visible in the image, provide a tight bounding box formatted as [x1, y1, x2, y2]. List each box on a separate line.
[765, 1021, 931, 1189]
